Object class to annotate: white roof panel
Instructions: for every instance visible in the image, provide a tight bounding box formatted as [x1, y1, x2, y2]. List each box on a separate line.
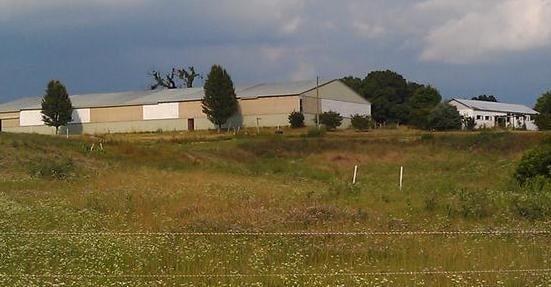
[0, 80, 338, 113]
[452, 99, 537, 115]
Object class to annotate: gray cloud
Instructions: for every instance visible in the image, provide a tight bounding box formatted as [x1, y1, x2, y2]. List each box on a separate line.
[0, 0, 550, 105]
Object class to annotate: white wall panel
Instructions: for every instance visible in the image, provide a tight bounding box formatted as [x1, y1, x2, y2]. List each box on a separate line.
[143, 103, 179, 120]
[321, 99, 371, 118]
[20, 110, 44, 126]
[70, 109, 90, 123]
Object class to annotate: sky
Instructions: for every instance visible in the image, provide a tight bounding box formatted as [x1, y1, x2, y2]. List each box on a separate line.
[1, 0, 550, 106]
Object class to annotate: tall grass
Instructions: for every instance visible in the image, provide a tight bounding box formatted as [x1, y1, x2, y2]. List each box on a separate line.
[0, 131, 549, 286]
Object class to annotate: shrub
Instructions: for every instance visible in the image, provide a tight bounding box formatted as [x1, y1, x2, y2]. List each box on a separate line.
[426, 104, 462, 131]
[350, 114, 372, 131]
[515, 143, 551, 184]
[288, 111, 305, 128]
[318, 111, 343, 131]
[28, 158, 76, 180]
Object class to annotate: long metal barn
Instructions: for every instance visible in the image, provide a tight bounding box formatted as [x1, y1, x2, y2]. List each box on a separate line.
[0, 80, 371, 135]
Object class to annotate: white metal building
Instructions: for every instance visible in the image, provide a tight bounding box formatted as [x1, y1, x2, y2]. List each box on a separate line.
[0, 79, 371, 135]
[449, 99, 538, 130]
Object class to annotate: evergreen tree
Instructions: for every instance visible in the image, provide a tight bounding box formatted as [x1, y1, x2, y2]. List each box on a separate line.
[41, 80, 73, 134]
[202, 65, 238, 130]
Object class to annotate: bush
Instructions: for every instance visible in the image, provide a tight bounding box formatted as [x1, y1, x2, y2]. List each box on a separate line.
[350, 114, 372, 131]
[288, 111, 305, 128]
[534, 113, 551, 130]
[306, 126, 327, 137]
[515, 143, 551, 184]
[28, 158, 76, 180]
[426, 104, 462, 131]
[318, 111, 343, 131]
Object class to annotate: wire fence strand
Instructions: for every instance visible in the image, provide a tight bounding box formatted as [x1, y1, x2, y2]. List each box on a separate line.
[0, 230, 550, 236]
[1, 269, 550, 279]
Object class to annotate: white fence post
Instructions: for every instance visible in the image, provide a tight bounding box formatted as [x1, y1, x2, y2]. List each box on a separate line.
[353, 165, 358, 184]
[399, 166, 404, 191]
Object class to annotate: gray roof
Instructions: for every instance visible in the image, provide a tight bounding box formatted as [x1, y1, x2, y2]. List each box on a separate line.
[452, 99, 538, 115]
[0, 80, 336, 113]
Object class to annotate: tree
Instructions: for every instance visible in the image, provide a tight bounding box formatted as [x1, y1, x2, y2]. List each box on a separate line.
[288, 111, 305, 128]
[341, 70, 425, 124]
[534, 91, 551, 130]
[177, 66, 202, 88]
[408, 85, 442, 129]
[472, 95, 498, 102]
[202, 65, 238, 130]
[150, 69, 177, 90]
[351, 114, 372, 130]
[150, 66, 201, 90]
[41, 80, 73, 134]
[426, 104, 462, 131]
[318, 111, 343, 131]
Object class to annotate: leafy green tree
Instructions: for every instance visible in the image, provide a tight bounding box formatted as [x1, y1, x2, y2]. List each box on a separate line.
[288, 111, 305, 128]
[426, 104, 462, 131]
[351, 114, 372, 130]
[472, 95, 498, 102]
[342, 70, 425, 124]
[408, 85, 442, 129]
[41, 80, 73, 134]
[341, 76, 364, 95]
[534, 91, 551, 130]
[202, 65, 238, 130]
[318, 111, 343, 131]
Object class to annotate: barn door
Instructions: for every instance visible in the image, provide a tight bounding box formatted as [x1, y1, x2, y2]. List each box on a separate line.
[187, 118, 195, 131]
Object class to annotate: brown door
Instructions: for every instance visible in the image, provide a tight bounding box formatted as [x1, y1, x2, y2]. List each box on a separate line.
[187, 118, 195, 131]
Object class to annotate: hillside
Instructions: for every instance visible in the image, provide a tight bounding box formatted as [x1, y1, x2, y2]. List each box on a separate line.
[0, 130, 549, 286]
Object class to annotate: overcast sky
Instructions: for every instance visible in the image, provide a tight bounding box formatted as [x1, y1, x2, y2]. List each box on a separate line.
[1, 0, 550, 105]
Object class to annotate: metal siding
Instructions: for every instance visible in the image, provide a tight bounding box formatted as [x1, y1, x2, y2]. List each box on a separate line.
[20, 110, 44, 126]
[321, 99, 371, 118]
[70, 109, 91, 123]
[143, 103, 179, 120]
[90, 106, 142, 123]
[239, 96, 299, 115]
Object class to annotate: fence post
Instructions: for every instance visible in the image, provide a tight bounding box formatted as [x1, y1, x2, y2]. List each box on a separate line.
[400, 166, 404, 191]
[353, 165, 358, 184]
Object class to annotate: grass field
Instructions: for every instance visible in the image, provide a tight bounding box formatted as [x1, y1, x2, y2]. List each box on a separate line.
[0, 129, 550, 286]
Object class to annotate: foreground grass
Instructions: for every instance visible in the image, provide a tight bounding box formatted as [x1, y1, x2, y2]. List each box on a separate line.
[0, 130, 550, 286]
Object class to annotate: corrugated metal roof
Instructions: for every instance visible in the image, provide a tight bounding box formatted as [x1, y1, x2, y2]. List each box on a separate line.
[452, 99, 538, 114]
[0, 80, 337, 113]
[237, 80, 333, 98]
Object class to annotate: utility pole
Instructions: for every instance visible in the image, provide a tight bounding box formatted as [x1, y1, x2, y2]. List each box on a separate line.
[316, 76, 320, 129]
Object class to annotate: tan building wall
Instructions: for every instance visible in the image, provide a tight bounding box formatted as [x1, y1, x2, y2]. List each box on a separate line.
[90, 106, 142, 123]
[239, 96, 300, 115]
[0, 112, 20, 129]
[179, 101, 206, 119]
[2, 118, 20, 128]
[0, 112, 19, 120]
